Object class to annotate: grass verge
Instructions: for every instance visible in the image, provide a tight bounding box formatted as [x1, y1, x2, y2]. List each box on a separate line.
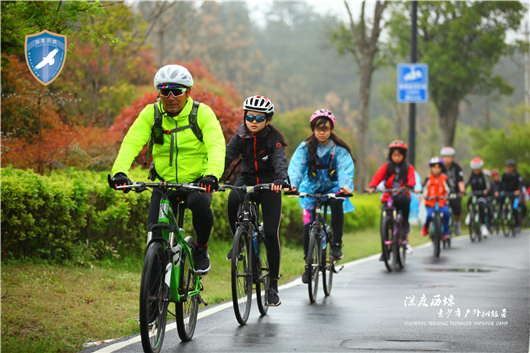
[1, 226, 431, 353]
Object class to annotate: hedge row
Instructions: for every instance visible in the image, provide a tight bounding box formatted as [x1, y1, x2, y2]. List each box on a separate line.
[1, 167, 381, 261]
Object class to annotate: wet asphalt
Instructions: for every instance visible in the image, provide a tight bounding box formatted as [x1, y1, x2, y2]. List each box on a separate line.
[85, 230, 529, 353]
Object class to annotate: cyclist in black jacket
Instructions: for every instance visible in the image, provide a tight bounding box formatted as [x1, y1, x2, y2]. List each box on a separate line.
[224, 95, 288, 307]
[441, 147, 466, 235]
[466, 157, 490, 237]
[495, 159, 525, 231]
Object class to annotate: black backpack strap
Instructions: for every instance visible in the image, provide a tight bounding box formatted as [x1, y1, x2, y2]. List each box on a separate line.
[144, 101, 163, 165]
[188, 101, 203, 142]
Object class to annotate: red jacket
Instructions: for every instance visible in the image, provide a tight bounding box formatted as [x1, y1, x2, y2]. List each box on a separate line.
[369, 162, 416, 202]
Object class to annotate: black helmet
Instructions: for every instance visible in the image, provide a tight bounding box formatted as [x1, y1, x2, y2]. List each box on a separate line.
[505, 159, 516, 166]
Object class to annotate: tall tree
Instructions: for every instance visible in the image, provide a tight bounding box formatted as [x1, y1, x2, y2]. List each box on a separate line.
[388, 1, 525, 147]
[330, 1, 388, 192]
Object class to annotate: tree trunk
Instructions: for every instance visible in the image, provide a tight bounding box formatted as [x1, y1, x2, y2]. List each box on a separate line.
[158, 30, 164, 67]
[357, 55, 373, 193]
[438, 100, 459, 147]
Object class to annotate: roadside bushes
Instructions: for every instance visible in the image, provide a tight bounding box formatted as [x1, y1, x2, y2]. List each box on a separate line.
[1, 167, 381, 261]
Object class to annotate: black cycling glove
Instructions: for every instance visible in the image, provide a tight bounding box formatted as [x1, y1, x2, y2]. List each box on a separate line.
[199, 175, 218, 193]
[273, 179, 286, 187]
[108, 173, 132, 193]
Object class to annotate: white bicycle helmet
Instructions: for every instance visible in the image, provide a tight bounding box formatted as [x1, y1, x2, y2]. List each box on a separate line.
[153, 65, 194, 89]
[470, 157, 484, 170]
[440, 146, 455, 156]
[243, 95, 275, 115]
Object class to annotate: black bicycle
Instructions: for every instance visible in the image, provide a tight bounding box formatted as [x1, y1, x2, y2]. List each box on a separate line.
[218, 183, 274, 325]
[369, 188, 409, 272]
[467, 190, 488, 242]
[117, 182, 208, 353]
[421, 195, 451, 257]
[500, 191, 519, 237]
[289, 191, 350, 303]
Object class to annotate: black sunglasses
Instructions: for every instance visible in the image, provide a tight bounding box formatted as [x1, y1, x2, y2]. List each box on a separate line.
[245, 115, 266, 123]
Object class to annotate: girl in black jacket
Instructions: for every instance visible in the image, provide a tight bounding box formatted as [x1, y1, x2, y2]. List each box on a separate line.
[224, 95, 288, 307]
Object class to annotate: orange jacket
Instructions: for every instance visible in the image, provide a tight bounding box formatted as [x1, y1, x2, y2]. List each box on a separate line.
[424, 174, 449, 208]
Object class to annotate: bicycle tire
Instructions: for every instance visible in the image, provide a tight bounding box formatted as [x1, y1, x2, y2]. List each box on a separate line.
[509, 207, 517, 236]
[433, 214, 441, 257]
[139, 242, 168, 353]
[175, 237, 199, 341]
[231, 226, 252, 325]
[322, 231, 333, 296]
[256, 232, 270, 316]
[469, 209, 477, 242]
[397, 221, 406, 269]
[307, 228, 320, 303]
[381, 217, 394, 272]
[501, 204, 510, 237]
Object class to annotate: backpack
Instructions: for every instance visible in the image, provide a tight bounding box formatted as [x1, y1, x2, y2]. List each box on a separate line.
[144, 100, 202, 166]
[308, 145, 338, 181]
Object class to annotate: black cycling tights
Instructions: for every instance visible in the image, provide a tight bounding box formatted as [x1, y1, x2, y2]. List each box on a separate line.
[147, 189, 213, 246]
[302, 198, 344, 258]
[227, 177, 282, 287]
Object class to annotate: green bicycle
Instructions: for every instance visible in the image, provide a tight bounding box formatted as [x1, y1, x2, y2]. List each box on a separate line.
[118, 181, 208, 353]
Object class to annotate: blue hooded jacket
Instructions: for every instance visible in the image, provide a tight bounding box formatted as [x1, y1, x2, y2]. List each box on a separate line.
[288, 140, 355, 212]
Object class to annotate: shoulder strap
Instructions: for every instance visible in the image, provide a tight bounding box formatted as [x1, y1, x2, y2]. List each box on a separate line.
[144, 102, 163, 165]
[188, 101, 203, 142]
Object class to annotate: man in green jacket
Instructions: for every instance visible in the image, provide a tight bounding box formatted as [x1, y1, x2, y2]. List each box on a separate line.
[108, 64, 226, 273]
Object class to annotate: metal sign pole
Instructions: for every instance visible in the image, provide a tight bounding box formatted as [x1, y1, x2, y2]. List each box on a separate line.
[409, 1, 417, 165]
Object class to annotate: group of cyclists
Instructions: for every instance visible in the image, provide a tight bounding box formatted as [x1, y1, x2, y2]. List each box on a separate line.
[108, 64, 527, 308]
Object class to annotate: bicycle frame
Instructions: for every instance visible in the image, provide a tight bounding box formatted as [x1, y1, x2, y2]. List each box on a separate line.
[121, 182, 204, 304]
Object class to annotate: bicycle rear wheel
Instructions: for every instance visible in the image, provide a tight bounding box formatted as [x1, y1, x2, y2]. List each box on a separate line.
[231, 226, 253, 325]
[175, 237, 199, 341]
[433, 215, 441, 258]
[139, 242, 168, 353]
[322, 233, 333, 296]
[256, 233, 270, 316]
[307, 228, 320, 303]
[469, 209, 477, 242]
[381, 217, 394, 271]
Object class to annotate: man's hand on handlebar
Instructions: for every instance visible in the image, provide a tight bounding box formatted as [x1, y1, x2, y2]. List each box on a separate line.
[366, 187, 375, 194]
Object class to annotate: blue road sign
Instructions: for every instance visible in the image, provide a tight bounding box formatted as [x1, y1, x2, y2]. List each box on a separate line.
[25, 30, 67, 86]
[397, 63, 428, 103]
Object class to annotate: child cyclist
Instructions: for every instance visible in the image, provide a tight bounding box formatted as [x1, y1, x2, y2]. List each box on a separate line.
[421, 157, 451, 240]
[367, 140, 416, 255]
[495, 159, 525, 232]
[288, 109, 355, 284]
[465, 157, 490, 237]
[224, 95, 288, 307]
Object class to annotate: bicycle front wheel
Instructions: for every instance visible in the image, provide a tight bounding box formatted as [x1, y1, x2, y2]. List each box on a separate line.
[381, 217, 394, 271]
[175, 237, 199, 341]
[256, 233, 270, 316]
[322, 235, 333, 296]
[307, 228, 320, 303]
[433, 215, 441, 258]
[231, 226, 253, 325]
[139, 242, 168, 353]
[469, 209, 477, 242]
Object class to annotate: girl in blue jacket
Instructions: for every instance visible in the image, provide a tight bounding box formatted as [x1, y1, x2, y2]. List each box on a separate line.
[288, 109, 355, 283]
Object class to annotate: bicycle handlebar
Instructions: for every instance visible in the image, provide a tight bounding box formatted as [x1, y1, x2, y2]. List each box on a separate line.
[287, 191, 353, 200]
[218, 183, 293, 193]
[365, 187, 410, 194]
[117, 181, 205, 193]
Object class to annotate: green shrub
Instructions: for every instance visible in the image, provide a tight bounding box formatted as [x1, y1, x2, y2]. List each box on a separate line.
[1, 166, 383, 261]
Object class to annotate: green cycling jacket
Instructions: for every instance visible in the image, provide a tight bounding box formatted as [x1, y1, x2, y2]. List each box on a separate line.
[111, 97, 226, 182]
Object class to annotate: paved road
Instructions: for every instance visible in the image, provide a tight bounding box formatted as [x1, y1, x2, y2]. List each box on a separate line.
[86, 230, 529, 353]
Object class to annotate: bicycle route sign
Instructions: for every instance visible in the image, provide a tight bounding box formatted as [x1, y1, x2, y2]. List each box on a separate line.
[397, 63, 428, 103]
